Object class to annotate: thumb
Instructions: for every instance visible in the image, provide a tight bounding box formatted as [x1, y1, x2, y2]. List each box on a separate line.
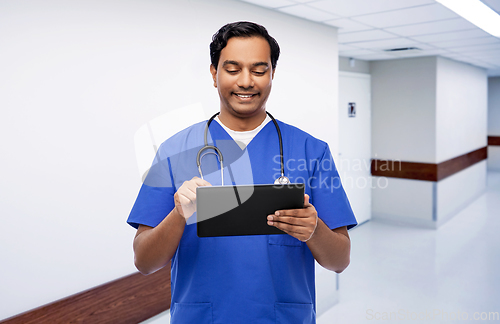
[304, 194, 311, 207]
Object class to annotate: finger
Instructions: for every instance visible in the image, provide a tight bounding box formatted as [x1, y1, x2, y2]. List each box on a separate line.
[183, 178, 210, 195]
[268, 218, 302, 233]
[271, 222, 309, 239]
[177, 192, 195, 205]
[304, 194, 312, 207]
[268, 215, 308, 228]
[179, 182, 197, 196]
[274, 209, 310, 218]
[192, 177, 212, 187]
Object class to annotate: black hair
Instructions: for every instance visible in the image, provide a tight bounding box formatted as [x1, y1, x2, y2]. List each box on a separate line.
[210, 21, 280, 70]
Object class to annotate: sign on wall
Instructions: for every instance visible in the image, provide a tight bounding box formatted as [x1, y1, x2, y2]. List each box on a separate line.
[348, 102, 356, 117]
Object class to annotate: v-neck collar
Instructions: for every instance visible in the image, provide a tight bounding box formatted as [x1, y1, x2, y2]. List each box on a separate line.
[211, 118, 274, 151]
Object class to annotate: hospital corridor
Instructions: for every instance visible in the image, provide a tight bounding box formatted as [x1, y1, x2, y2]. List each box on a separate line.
[319, 171, 500, 323]
[1, 0, 500, 323]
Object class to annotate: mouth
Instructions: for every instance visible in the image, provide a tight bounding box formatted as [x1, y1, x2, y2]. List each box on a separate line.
[233, 93, 258, 99]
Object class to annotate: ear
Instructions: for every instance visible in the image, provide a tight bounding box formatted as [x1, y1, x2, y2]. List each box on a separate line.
[271, 68, 275, 80]
[210, 64, 217, 88]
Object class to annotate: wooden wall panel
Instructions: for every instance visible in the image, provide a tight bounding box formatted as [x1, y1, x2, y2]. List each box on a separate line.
[0, 265, 171, 324]
[488, 136, 500, 146]
[371, 147, 487, 181]
[371, 160, 437, 181]
[437, 147, 487, 180]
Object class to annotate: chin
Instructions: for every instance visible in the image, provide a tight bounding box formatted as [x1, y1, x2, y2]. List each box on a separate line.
[230, 106, 262, 117]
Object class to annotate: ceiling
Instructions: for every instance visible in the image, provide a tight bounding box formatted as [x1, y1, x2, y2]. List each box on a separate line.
[237, 0, 500, 76]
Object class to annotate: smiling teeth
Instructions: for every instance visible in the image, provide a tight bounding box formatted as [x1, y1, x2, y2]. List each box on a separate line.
[236, 94, 253, 98]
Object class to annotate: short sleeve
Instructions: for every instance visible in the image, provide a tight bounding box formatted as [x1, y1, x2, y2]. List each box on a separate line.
[310, 145, 357, 230]
[127, 148, 176, 229]
[127, 184, 176, 229]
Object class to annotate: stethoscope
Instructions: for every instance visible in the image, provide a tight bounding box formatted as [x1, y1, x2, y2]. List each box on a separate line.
[196, 111, 290, 185]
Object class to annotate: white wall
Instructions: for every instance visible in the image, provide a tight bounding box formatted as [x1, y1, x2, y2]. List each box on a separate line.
[0, 0, 339, 319]
[436, 57, 487, 163]
[372, 177, 434, 225]
[338, 72, 371, 225]
[434, 58, 487, 224]
[488, 77, 500, 171]
[488, 77, 500, 136]
[339, 56, 370, 74]
[371, 57, 437, 163]
[488, 147, 500, 171]
[436, 161, 487, 226]
[371, 56, 488, 227]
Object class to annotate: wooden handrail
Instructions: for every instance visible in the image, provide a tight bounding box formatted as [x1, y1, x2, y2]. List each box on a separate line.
[371, 147, 487, 181]
[0, 265, 171, 324]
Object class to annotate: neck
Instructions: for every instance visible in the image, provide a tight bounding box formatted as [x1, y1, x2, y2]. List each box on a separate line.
[218, 110, 267, 131]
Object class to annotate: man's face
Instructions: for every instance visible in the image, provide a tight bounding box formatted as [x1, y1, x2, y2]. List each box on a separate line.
[210, 36, 274, 119]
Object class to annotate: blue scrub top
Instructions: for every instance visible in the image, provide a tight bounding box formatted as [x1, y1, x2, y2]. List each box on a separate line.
[128, 119, 357, 324]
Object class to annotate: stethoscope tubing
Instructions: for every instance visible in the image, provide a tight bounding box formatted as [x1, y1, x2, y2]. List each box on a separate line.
[197, 111, 287, 185]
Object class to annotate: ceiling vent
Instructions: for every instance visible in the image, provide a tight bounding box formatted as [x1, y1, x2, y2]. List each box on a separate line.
[383, 47, 423, 57]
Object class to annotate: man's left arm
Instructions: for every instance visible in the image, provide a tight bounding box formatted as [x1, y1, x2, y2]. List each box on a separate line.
[267, 194, 351, 273]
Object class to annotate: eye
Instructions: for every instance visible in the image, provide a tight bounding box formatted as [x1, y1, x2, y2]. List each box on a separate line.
[226, 70, 239, 74]
[253, 71, 266, 76]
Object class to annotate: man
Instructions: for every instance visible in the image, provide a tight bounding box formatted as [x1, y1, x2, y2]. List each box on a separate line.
[128, 21, 356, 323]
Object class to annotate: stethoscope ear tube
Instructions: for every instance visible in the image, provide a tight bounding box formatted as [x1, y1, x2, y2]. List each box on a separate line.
[266, 112, 285, 181]
[197, 145, 224, 184]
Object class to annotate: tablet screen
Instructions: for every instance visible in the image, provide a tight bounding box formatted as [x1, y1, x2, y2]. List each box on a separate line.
[196, 183, 304, 237]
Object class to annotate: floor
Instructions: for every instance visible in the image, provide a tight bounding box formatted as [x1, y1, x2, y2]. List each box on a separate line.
[318, 172, 500, 323]
[143, 172, 500, 324]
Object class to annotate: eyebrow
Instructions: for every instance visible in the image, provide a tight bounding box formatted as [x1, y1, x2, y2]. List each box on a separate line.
[222, 60, 269, 68]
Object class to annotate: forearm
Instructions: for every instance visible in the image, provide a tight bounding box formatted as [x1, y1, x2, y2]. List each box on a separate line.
[306, 221, 350, 273]
[133, 208, 186, 275]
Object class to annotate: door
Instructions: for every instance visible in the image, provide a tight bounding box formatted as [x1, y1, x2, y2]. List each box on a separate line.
[338, 72, 371, 225]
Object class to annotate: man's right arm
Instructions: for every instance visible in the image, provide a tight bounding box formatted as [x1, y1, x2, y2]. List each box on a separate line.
[132, 177, 211, 275]
[133, 208, 186, 275]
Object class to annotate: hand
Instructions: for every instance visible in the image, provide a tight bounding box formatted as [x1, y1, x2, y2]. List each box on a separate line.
[174, 177, 212, 220]
[267, 194, 318, 242]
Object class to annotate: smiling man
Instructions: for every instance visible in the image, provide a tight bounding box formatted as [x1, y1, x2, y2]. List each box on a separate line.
[210, 36, 274, 131]
[128, 22, 357, 323]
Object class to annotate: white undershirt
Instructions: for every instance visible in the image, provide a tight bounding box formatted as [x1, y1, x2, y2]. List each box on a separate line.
[215, 115, 272, 149]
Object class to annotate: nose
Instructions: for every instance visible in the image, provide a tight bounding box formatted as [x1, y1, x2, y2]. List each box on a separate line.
[236, 70, 254, 89]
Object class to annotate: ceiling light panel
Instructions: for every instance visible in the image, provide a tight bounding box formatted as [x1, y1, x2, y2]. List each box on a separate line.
[307, 0, 435, 17]
[385, 18, 476, 37]
[278, 4, 339, 21]
[338, 29, 398, 43]
[481, 0, 500, 14]
[324, 18, 374, 33]
[436, 0, 500, 37]
[239, 0, 296, 9]
[352, 4, 458, 29]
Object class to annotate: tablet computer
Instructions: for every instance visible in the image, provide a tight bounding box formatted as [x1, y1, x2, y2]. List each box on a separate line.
[196, 183, 305, 237]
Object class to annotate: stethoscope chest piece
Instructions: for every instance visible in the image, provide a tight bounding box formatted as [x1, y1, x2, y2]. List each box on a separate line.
[274, 175, 290, 185]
